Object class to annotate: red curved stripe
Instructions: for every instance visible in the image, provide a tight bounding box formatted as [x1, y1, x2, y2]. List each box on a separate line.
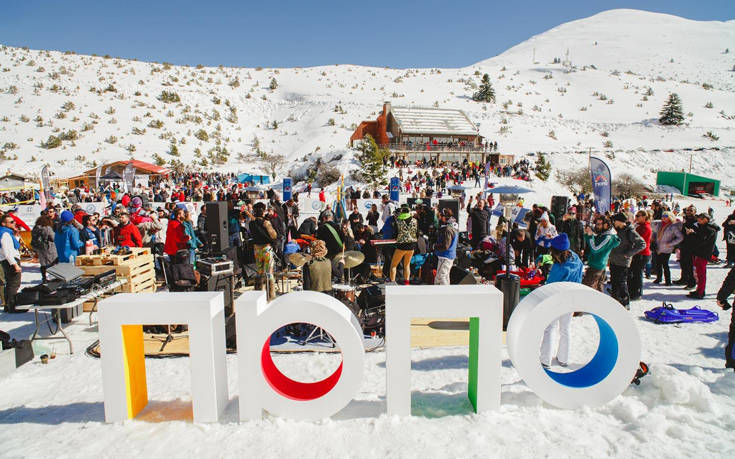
[261, 337, 342, 401]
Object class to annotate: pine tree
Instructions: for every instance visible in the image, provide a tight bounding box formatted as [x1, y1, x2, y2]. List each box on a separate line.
[534, 152, 551, 181]
[659, 93, 684, 126]
[472, 74, 496, 103]
[356, 135, 389, 190]
[269, 77, 278, 90]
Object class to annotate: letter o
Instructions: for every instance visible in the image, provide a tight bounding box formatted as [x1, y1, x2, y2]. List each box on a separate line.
[248, 291, 364, 420]
[507, 282, 641, 408]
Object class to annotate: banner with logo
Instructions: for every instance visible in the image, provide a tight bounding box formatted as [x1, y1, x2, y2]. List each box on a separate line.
[589, 157, 612, 214]
[282, 178, 292, 201]
[389, 177, 400, 202]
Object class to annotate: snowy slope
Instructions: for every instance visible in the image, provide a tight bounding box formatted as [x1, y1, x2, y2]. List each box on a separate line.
[0, 8, 733, 188]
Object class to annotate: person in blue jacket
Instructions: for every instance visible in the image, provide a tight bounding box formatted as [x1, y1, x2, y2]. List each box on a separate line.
[55, 210, 83, 264]
[538, 233, 584, 368]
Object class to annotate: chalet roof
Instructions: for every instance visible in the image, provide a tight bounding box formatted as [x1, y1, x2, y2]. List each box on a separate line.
[391, 106, 478, 136]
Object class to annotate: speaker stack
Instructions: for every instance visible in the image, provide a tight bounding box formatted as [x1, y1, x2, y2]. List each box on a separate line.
[205, 201, 230, 254]
[550, 196, 570, 222]
[438, 199, 460, 220]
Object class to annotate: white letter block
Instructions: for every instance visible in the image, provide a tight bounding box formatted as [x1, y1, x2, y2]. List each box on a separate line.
[98, 292, 228, 423]
[385, 285, 503, 416]
[237, 290, 365, 421]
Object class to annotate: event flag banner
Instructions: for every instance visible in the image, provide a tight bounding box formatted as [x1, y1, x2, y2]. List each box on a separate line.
[98, 283, 640, 422]
[40, 165, 50, 202]
[389, 177, 400, 202]
[589, 156, 612, 214]
[95, 165, 102, 190]
[123, 162, 135, 193]
[282, 177, 292, 201]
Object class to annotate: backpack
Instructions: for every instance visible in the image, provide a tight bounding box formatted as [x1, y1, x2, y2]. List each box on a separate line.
[31, 226, 48, 251]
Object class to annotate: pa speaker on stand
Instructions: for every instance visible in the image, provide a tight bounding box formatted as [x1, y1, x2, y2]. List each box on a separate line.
[205, 201, 230, 254]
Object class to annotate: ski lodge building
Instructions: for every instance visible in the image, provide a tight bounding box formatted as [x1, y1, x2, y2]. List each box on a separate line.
[350, 102, 510, 164]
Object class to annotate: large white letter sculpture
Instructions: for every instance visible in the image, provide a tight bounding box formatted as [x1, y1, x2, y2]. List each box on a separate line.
[237, 290, 365, 421]
[385, 285, 504, 415]
[98, 292, 228, 422]
[507, 282, 641, 408]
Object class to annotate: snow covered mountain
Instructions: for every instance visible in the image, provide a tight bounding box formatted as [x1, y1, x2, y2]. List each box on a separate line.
[0, 8, 733, 188]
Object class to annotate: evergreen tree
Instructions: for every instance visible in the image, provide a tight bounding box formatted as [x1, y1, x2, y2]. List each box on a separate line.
[472, 74, 496, 103]
[534, 152, 551, 181]
[269, 77, 278, 90]
[659, 93, 684, 126]
[356, 135, 389, 190]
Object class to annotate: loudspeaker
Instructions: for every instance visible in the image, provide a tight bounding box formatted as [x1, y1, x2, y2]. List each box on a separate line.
[550, 196, 570, 222]
[199, 272, 234, 315]
[199, 272, 236, 348]
[439, 199, 460, 220]
[450, 266, 477, 285]
[205, 201, 230, 253]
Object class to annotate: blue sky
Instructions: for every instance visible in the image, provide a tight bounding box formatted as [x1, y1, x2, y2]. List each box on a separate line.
[2, 0, 733, 68]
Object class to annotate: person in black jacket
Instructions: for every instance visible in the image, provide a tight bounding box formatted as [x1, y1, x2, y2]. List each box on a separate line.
[717, 266, 735, 370]
[558, 207, 585, 256]
[722, 210, 735, 269]
[676, 205, 698, 288]
[297, 216, 318, 237]
[316, 210, 345, 280]
[467, 196, 490, 249]
[510, 228, 534, 268]
[687, 213, 720, 299]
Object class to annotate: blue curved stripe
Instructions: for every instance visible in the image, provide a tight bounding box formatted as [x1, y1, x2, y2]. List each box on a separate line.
[544, 315, 618, 388]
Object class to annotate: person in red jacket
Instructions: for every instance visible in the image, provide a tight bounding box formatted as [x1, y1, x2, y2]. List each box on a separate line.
[72, 205, 87, 225]
[628, 210, 652, 301]
[164, 207, 189, 256]
[114, 211, 143, 247]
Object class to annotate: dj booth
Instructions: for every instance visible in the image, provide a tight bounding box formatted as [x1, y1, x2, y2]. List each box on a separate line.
[16, 279, 127, 354]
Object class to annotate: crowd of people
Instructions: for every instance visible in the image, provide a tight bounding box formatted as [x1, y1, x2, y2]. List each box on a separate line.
[1, 165, 734, 371]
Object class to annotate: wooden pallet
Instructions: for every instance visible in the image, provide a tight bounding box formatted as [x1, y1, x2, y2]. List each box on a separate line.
[76, 248, 156, 294]
[76, 247, 152, 267]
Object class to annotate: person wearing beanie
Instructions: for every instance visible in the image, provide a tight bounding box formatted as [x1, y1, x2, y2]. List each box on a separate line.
[609, 212, 646, 308]
[55, 210, 84, 263]
[583, 215, 620, 292]
[535, 212, 558, 255]
[540, 233, 584, 368]
[651, 212, 683, 286]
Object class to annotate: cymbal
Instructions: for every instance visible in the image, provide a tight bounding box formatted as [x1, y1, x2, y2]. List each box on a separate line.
[333, 251, 365, 269]
[288, 252, 312, 267]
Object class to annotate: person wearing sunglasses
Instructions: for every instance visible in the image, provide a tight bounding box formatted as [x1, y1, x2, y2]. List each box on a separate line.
[0, 215, 22, 313]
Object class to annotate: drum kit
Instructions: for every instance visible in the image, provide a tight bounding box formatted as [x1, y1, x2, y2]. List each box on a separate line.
[286, 248, 384, 343]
